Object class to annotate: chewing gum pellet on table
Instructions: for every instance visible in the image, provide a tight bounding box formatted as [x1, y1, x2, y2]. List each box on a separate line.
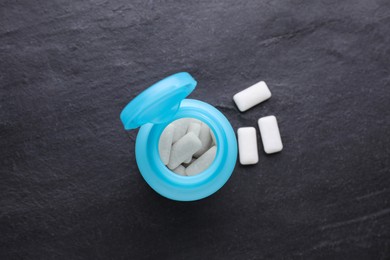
[237, 127, 259, 165]
[233, 81, 271, 112]
[258, 116, 283, 154]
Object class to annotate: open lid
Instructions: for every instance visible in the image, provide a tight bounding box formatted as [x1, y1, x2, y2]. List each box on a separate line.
[120, 72, 197, 130]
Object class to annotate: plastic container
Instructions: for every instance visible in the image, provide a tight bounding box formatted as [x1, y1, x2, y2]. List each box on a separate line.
[120, 72, 237, 201]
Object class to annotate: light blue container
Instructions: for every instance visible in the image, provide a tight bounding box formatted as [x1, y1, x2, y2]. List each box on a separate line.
[120, 72, 237, 201]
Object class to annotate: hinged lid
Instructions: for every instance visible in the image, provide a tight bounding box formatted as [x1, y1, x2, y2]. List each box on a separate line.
[120, 72, 197, 130]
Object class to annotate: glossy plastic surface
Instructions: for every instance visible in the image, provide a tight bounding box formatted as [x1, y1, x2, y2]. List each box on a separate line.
[120, 72, 196, 130]
[135, 99, 237, 201]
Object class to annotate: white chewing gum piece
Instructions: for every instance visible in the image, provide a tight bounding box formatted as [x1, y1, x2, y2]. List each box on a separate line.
[183, 157, 192, 164]
[193, 123, 213, 158]
[182, 157, 195, 167]
[258, 115, 283, 154]
[210, 128, 216, 145]
[158, 124, 175, 165]
[233, 81, 271, 112]
[172, 118, 191, 143]
[173, 165, 186, 176]
[187, 122, 201, 137]
[183, 121, 202, 162]
[167, 132, 202, 170]
[186, 146, 217, 176]
[237, 127, 259, 165]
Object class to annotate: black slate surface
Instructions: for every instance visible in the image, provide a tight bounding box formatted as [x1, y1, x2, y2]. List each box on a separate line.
[1, 1, 390, 259]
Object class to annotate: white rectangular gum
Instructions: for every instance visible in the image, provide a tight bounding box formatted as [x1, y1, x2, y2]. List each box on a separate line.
[167, 132, 202, 170]
[237, 127, 259, 165]
[233, 81, 271, 112]
[183, 156, 193, 164]
[172, 118, 192, 143]
[158, 124, 175, 165]
[186, 146, 217, 176]
[182, 157, 195, 167]
[183, 120, 202, 163]
[193, 122, 213, 158]
[173, 165, 186, 176]
[187, 121, 201, 137]
[258, 115, 283, 154]
[210, 128, 216, 145]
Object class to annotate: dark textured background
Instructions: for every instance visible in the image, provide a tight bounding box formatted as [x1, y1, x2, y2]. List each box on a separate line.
[1, 0, 390, 259]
